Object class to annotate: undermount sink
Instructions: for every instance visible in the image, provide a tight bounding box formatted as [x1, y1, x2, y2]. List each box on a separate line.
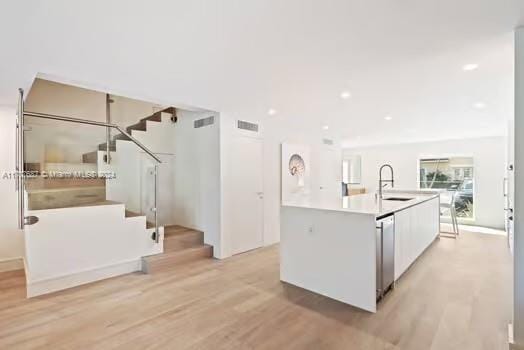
[382, 197, 414, 202]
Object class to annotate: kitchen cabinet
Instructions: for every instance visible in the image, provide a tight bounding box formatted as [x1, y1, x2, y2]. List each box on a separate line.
[394, 197, 440, 280]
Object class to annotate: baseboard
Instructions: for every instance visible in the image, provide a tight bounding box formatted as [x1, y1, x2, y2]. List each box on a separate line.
[26, 259, 142, 297]
[0, 257, 24, 273]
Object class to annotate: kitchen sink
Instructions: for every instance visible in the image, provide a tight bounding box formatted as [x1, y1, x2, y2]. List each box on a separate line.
[382, 197, 414, 202]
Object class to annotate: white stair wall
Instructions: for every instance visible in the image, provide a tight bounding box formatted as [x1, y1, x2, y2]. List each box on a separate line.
[24, 202, 163, 297]
[130, 113, 176, 154]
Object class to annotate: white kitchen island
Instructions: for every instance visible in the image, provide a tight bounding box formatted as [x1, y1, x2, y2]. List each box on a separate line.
[280, 191, 440, 313]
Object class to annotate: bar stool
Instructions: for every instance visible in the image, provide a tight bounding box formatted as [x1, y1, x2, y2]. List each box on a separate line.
[440, 190, 459, 238]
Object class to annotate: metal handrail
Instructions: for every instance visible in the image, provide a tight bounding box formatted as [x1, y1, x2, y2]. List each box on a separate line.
[23, 111, 162, 163]
[18, 90, 162, 242]
[17, 89, 24, 229]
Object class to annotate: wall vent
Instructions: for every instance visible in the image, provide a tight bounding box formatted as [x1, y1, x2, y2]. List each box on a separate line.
[323, 138, 334, 145]
[237, 120, 259, 132]
[194, 116, 215, 128]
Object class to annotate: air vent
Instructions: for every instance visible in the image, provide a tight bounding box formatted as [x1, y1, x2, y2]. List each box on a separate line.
[194, 116, 215, 128]
[323, 138, 334, 146]
[237, 120, 259, 132]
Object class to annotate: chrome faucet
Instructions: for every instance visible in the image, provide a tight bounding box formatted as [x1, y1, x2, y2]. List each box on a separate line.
[379, 164, 394, 199]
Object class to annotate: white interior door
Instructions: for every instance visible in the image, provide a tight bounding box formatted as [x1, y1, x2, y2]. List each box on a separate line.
[230, 135, 264, 255]
[318, 148, 341, 207]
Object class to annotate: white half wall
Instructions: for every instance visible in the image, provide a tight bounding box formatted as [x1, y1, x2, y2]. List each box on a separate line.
[343, 136, 506, 229]
[24, 203, 162, 297]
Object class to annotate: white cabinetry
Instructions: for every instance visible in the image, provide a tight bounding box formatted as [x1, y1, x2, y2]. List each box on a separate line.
[394, 197, 440, 280]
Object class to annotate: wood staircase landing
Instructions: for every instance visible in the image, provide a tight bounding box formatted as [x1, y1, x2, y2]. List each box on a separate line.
[142, 225, 213, 273]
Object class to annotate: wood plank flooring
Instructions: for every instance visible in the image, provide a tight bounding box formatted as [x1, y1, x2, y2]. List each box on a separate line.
[0, 231, 512, 349]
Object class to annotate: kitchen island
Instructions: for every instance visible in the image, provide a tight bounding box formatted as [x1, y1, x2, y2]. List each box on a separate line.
[280, 191, 440, 313]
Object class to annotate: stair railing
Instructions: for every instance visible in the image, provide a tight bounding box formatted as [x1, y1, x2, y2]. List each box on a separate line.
[16, 88, 162, 242]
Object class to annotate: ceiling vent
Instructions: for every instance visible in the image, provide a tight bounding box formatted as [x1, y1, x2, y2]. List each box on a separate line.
[237, 120, 259, 132]
[194, 116, 215, 128]
[323, 138, 334, 146]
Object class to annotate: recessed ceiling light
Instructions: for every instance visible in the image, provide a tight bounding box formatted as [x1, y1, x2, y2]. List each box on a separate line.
[268, 108, 277, 116]
[340, 91, 352, 99]
[473, 102, 486, 109]
[385, 115, 393, 121]
[322, 125, 329, 130]
[463, 64, 479, 71]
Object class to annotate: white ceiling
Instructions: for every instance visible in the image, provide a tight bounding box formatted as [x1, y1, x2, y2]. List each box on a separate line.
[1, 0, 523, 147]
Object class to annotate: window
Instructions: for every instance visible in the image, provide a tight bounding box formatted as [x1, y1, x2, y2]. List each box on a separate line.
[419, 157, 475, 219]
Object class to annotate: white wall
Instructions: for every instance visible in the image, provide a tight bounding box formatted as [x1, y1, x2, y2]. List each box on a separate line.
[174, 110, 222, 258]
[220, 113, 342, 258]
[0, 108, 24, 262]
[344, 136, 506, 229]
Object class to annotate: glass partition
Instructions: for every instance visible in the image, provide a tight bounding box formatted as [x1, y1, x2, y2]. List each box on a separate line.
[23, 114, 161, 238]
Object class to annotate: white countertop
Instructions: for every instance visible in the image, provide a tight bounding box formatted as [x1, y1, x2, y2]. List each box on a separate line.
[282, 190, 440, 218]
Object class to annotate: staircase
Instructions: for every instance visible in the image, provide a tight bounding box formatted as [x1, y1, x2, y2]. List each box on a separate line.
[85, 107, 176, 164]
[24, 106, 215, 280]
[26, 107, 176, 211]
[142, 225, 213, 273]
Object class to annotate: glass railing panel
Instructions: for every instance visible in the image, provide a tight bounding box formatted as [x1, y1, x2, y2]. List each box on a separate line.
[23, 114, 161, 235]
[24, 115, 110, 210]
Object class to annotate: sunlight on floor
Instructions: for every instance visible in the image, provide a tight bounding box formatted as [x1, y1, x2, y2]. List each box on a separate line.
[441, 223, 506, 236]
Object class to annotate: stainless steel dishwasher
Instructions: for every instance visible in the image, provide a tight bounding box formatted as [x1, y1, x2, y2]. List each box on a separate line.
[376, 215, 395, 301]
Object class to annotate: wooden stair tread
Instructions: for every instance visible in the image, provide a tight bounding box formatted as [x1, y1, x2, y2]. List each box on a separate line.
[28, 200, 120, 211]
[126, 120, 147, 133]
[140, 112, 163, 123]
[98, 141, 116, 151]
[26, 178, 106, 190]
[139, 107, 176, 122]
[143, 244, 212, 262]
[113, 133, 131, 141]
[163, 227, 204, 252]
[82, 151, 98, 164]
[142, 244, 213, 273]
[161, 107, 176, 115]
[26, 185, 106, 194]
[164, 225, 203, 237]
[124, 210, 142, 218]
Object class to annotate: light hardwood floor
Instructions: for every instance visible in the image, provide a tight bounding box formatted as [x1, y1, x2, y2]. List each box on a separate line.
[0, 231, 512, 350]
